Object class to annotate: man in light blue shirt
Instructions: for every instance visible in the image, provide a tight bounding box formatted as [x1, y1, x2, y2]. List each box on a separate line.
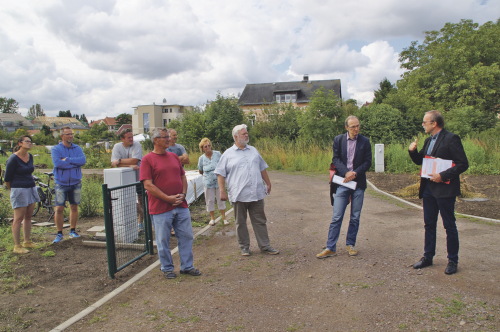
[215, 124, 279, 256]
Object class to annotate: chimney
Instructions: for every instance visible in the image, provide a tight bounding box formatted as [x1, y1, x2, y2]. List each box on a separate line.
[163, 98, 166, 103]
[302, 74, 309, 82]
[153, 102, 155, 105]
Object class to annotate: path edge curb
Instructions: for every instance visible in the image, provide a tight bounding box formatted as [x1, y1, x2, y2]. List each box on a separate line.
[367, 179, 500, 223]
[50, 208, 234, 332]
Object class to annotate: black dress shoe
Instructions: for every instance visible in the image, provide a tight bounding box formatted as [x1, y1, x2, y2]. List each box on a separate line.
[413, 257, 433, 269]
[445, 261, 458, 275]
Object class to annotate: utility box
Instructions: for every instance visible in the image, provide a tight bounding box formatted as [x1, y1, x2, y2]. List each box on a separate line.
[375, 144, 384, 173]
[103, 168, 139, 243]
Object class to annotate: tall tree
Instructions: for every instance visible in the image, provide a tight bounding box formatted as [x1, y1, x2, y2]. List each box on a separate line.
[115, 113, 132, 127]
[58, 110, 72, 117]
[26, 103, 46, 119]
[298, 86, 345, 142]
[41, 124, 52, 136]
[373, 78, 396, 104]
[204, 92, 246, 149]
[0, 97, 19, 113]
[398, 19, 500, 116]
[79, 114, 89, 127]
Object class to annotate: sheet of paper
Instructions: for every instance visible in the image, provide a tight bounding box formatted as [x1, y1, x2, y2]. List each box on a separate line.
[420, 158, 453, 178]
[333, 175, 357, 190]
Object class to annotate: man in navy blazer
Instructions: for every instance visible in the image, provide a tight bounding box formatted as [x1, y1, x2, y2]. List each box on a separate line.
[409, 110, 468, 275]
[317, 116, 372, 259]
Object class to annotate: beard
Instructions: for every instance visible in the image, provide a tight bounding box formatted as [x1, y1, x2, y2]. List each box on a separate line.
[238, 137, 249, 145]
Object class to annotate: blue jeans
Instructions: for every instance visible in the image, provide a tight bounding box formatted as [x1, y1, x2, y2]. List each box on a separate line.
[55, 182, 82, 206]
[326, 185, 365, 252]
[422, 184, 459, 264]
[150, 207, 194, 272]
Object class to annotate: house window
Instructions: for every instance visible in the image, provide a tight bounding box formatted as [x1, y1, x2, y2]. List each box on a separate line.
[170, 108, 172, 113]
[248, 114, 256, 126]
[143, 113, 149, 133]
[163, 119, 167, 127]
[285, 94, 291, 102]
[276, 95, 281, 103]
[291, 94, 296, 103]
[168, 119, 171, 123]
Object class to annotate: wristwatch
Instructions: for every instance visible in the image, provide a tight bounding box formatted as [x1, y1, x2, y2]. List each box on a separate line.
[118, 158, 121, 164]
[181, 193, 186, 197]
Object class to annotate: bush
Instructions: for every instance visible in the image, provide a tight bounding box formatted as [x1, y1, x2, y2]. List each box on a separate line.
[79, 175, 104, 218]
[0, 187, 13, 224]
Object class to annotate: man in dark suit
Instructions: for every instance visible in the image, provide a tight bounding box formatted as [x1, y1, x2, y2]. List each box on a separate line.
[409, 110, 468, 275]
[317, 116, 372, 259]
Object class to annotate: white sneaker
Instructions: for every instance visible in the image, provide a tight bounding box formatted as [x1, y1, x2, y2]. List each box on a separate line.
[209, 220, 215, 226]
[223, 220, 229, 225]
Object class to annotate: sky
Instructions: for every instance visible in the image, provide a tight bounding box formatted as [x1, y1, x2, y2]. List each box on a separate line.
[0, 0, 499, 120]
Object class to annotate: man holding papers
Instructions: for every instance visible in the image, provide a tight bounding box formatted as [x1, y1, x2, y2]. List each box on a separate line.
[409, 110, 468, 275]
[317, 116, 372, 259]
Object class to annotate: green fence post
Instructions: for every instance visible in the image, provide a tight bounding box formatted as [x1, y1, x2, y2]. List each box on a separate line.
[102, 183, 117, 279]
[143, 188, 154, 255]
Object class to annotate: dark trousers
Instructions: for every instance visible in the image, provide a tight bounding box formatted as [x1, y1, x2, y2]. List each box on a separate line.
[422, 184, 459, 264]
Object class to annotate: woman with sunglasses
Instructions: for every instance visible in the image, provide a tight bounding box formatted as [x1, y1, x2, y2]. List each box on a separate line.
[4, 135, 40, 254]
[198, 138, 227, 226]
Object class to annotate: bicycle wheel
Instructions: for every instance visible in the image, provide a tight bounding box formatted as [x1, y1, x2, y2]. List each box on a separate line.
[46, 190, 55, 215]
[32, 187, 44, 217]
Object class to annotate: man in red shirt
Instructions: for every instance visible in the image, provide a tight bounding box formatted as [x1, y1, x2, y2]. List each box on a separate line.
[140, 128, 201, 279]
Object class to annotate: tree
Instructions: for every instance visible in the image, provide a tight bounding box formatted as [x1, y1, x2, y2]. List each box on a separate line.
[58, 110, 72, 117]
[250, 102, 300, 141]
[373, 78, 396, 104]
[41, 124, 51, 136]
[444, 106, 498, 138]
[0, 97, 19, 113]
[89, 122, 109, 139]
[170, 107, 206, 148]
[298, 86, 345, 142]
[115, 113, 132, 127]
[356, 104, 414, 144]
[398, 19, 500, 116]
[79, 114, 89, 127]
[26, 104, 46, 119]
[204, 92, 246, 149]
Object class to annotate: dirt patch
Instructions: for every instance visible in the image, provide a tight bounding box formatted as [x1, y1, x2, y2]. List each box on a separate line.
[367, 172, 500, 220]
[0, 196, 215, 331]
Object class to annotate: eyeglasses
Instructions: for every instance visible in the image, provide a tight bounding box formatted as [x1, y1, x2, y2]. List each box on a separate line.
[22, 140, 32, 144]
[348, 125, 360, 129]
[203, 144, 211, 148]
[422, 121, 434, 124]
[159, 136, 170, 139]
[62, 133, 74, 136]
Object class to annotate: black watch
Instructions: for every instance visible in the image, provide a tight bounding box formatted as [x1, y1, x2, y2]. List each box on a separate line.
[181, 193, 186, 196]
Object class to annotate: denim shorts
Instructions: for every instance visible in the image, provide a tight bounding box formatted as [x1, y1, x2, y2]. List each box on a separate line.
[55, 182, 82, 206]
[10, 187, 41, 209]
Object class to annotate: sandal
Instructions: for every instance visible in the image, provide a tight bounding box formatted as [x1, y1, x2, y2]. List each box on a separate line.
[180, 268, 202, 276]
[223, 220, 229, 225]
[164, 271, 177, 279]
[209, 220, 215, 226]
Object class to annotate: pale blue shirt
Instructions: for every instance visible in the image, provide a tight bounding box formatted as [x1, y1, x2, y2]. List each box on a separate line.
[198, 150, 221, 188]
[214, 144, 268, 203]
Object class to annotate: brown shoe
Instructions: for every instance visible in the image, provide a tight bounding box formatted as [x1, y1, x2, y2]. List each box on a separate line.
[22, 241, 38, 248]
[346, 245, 358, 256]
[316, 249, 336, 259]
[13, 245, 29, 254]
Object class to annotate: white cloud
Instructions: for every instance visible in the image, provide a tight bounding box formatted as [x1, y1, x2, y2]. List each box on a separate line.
[0, 0, 498, 118]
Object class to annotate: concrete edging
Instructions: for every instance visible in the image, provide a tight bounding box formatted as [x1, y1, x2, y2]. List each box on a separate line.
[367, 180, 500, 224]
[50, 208, 234, 332]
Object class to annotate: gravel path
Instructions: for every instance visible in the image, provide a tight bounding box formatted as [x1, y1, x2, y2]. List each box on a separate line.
[66, 171, 500, 332]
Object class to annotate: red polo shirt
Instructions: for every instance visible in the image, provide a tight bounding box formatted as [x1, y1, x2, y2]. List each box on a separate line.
[140, 151, 188, 214]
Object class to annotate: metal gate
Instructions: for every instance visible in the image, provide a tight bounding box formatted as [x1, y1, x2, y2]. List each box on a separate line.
[102, 182, 154, 278]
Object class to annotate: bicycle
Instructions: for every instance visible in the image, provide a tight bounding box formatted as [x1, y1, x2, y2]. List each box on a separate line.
[32, 172, 56, 222]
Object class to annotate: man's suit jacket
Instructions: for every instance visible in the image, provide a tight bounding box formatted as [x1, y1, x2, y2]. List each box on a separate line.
[332, 133, 372, 190]
[409, 129, 469, 199]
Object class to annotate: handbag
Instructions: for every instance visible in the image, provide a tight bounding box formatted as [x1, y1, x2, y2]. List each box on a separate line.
[329, 163, 337, 206]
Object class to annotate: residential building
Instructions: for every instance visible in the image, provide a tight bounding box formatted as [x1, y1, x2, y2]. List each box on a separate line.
[52, 123, 89, 137]
[89, 117, 117, 131]
[238, 75, 342, 120]
[132, 102, 193, 135]
[33, 116, 83, 128]
[115, 124, 132, 136]
[0, 113, 33, 132]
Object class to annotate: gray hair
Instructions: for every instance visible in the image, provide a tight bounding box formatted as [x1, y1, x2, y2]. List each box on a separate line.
[344, 115, 359, 127]
[150, 127, 168, 141]
[425, 110, 444, 128]
[232, 124, 248, 142]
